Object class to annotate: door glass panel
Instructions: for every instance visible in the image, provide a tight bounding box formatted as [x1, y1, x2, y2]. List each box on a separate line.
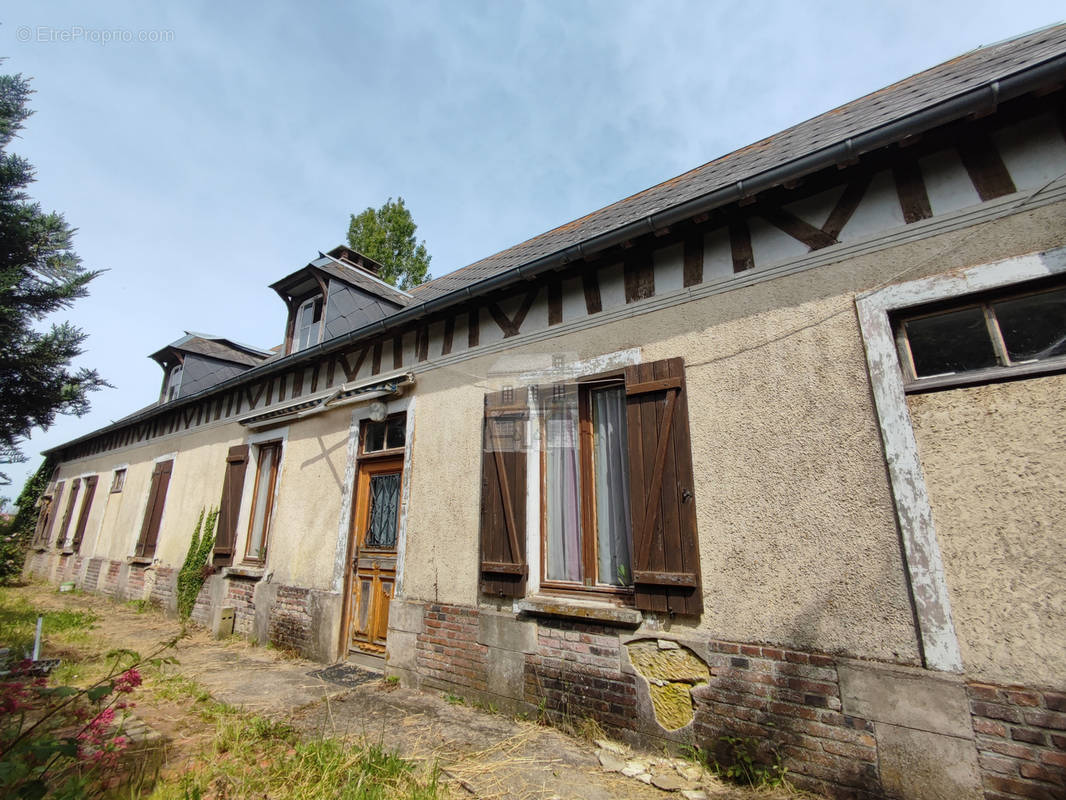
[544, 402, 582, 583]
[992, 287, 1066, 363]
[364, 473, 400, 548]
[356, 579, 371, 634]
[903, 307, 997, 377]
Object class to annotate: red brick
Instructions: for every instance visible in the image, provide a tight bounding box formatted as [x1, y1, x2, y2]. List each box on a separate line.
[973, 701, 1025, 723]
[784, 651, 810, 665]
[979, 739, 1038, 760]
[985, 775, 1059, 800]
[1025, 710, 1066, 731]
[969, 682, 1004, 701]
[1051, 734, 1066, 749]
[711, 641, 740, 654]
[760, 647, 784, 660]
[979, 753, 1019, 775]
[975, 718, 1009, 737]
[1008, 691, 1044, 707]
[1013, 727, 1048, 745]
[809, 654, 835, 668]
[1040, 751, 1066, 769]
[1019, 763, 1061, 783]
[1045, 693, 1066, 713]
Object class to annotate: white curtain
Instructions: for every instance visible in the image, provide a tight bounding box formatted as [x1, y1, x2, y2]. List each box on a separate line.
[593, 387, 632, 585]
[545, 403, 581, 582]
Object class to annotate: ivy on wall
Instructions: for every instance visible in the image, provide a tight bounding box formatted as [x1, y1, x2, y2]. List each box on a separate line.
[177, 507, 218, 619]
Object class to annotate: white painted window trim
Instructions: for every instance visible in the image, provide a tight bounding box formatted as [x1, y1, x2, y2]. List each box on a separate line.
[855, 245, 1066, 673]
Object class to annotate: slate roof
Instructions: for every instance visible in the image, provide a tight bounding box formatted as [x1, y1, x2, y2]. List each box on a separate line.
[410, 24, 1066, 302]
[150, 334, 271, 367]
[316, 258, 413, 308]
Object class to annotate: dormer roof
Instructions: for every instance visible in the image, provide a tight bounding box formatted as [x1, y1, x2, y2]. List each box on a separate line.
[270, 245, 413, 309]
[149, 333, 273, 368]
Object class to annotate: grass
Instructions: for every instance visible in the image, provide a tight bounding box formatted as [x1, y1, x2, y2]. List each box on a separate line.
[145, 669, 445, 800]
[0, 586, 98, 657]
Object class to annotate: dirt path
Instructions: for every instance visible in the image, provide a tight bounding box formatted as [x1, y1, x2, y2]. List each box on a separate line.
[16, 583, 793, 800]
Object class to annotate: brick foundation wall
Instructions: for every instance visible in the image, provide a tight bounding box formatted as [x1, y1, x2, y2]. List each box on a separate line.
[526, 619, 638, 733]
[83, 558, 104, 592]
[125, 564, 146, 600]
[696, 641, 878, 799]
[226, 579, 256, 635]
[969, 682, 1066, 799]
[190, 580, 214, 628]
[268, 586, 312, 652]
[416, 604, 488, 691]
[148, 566, 176, 611]
[101, 561, 122, 596]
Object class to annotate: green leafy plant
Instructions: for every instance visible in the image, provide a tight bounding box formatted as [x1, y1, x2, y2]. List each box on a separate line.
[443, 693, 464, 706]
[176, 508, 218, 620]
[0, 639, 177, 799]
[693, 734, 789, 789]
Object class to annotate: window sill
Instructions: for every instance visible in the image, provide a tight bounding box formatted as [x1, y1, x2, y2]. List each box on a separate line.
[516, 595, 642, 627]
[127, 556, 154, 566]
[222, 566, 264, 581]
[60, 549, 74, 556]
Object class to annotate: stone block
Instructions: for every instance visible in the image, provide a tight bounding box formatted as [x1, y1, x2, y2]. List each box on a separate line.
[478, 610, 537, 653]
[838, 661, 971, 737]
[486, 647, 526, 699]
[385, 630, 418, 671]
[875, 722, 983, 800]
[387, 598, 425, 634]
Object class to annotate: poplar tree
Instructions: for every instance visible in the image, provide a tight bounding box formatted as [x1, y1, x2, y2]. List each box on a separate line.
[346, 197, 432, 290]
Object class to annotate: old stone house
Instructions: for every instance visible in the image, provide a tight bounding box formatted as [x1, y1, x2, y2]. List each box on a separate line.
[26, 26, 1066, 800]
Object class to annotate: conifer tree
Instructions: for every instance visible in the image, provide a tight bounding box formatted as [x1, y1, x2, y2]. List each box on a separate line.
[0, 71, 105, 484]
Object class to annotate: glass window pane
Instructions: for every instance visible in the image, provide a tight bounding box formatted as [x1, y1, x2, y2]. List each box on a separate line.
[364, 422, 385, 452]
[386, 417, 406, 449]
[992, 287, 1066, 363]
[592, 387, 632, 586]
[544, 403, 582, 583]
[248, 445, 277, 559]
[365, 473, 400, 548]
[904, 307, 997, 377]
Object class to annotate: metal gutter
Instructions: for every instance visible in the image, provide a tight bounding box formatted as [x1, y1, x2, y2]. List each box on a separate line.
[44, 52, 1066, 456]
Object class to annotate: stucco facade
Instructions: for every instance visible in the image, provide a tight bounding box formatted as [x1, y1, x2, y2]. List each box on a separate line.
[25, 29, 1066, 800]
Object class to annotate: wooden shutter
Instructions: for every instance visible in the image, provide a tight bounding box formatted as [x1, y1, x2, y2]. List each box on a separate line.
[56, 479, 81, 549]
[213, 444, 250, 564]
[71, 476, 99, 552]
[34, 482, 62, 547]
[479, 390, 528, 597]
[625, 357, 703, 615]
[136, 460, 173, 559]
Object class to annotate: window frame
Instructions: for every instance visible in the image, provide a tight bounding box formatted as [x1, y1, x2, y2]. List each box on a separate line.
[110, 468, 127, 494]
[893, 275, 1066, 392]
[537, 369, 634, 601]
[358, 412, 407, 461]
[243, 440, 283, 564]
[164, 363, 183, 402]
[291, 294, 325, 354]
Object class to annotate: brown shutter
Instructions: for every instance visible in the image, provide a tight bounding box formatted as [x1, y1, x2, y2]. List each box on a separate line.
[479, 390, 528, 597]
[625, 357, 703, 615]
[136, 460, 173, 558]
[56, 479, 81, 549]
[213, 444, 250, 564]
[71, 476, 99, 552]
[34, 482, 62, 547]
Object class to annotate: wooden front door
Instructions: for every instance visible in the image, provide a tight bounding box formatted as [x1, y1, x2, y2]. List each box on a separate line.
[348, 456, 403, 653]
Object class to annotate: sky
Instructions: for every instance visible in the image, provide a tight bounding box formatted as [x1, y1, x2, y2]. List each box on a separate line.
[2, 1, 1063, 500]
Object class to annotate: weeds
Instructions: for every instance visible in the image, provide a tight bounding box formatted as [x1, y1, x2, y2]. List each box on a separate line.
[443, 693, 465, 706]
[0, 588, 97, 657]
[126, 598, 151, 614]
[686, 735, 789, 789]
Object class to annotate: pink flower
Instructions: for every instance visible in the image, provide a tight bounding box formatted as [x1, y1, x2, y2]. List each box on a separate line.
[114, 669, 142, 693]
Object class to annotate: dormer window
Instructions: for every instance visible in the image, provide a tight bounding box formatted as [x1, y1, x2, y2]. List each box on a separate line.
[164, 364, 183, 402]
[294, 295, 324, 353]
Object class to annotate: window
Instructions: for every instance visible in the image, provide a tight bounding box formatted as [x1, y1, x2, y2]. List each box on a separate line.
[165, 364, 183, 402]
[135, 460, 173, 559]
[361, 415, 406, 455]
[245, 441, 282, 562]
[293, 296, 324, 353]
[111, 468, 127, 493]
[895, 279, 1066, 390]
[479, 358, 704, 615]
[56, 478, 81, 549]
[541, 382, 632, 591]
